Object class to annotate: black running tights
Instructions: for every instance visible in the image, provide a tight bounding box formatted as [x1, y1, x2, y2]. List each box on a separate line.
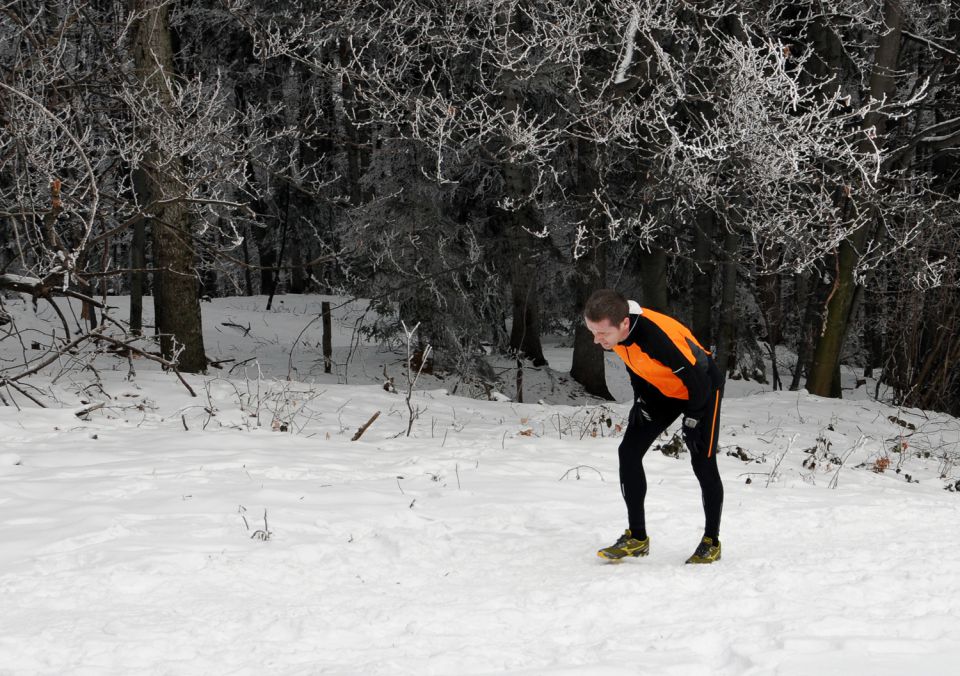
[617, 403, 724, 541]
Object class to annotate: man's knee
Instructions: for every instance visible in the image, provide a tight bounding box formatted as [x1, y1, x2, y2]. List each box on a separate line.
[690, 453, 721, 481]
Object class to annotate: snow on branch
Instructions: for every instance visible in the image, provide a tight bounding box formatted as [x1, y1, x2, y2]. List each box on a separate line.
[613, 8, 640, 84]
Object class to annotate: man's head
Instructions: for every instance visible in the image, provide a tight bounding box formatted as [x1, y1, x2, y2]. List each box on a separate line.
[583, 289, 631, 350]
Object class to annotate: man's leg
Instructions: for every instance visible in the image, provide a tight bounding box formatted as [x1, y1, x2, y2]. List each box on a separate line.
[618, 408, 676, 540]
[688, 388, 724, 540]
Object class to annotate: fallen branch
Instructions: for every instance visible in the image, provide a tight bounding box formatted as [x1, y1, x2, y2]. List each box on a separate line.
[2, 329, 99, 384]
[208, 357, 236, 370]
[75, 402, 105, 419]
[4, 380, 47, 408]
[221, 321, 251, 336]
[0, 274, 106, 310]
[0, 327, 197, 398]
[91, 333, 197, 398]
[351, 410, 381, 441]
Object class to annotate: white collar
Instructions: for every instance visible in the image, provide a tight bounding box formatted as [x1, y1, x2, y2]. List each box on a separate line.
[619, 300, 642, 344]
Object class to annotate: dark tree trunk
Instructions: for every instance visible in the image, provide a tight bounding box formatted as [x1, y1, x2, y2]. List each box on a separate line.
[322, 300, 332, 374]
[199, 226, 218, 298]
[569, 138, 613, 399]
[241, 226, 254, 296]
[691, 208, 716, 348]
[789, 271, 821, 391]
[129, 170, 148, 336]
[266, 185, 292, 311]
[132, 0, 206, 372]
[150, 209, 206, 372]
[808, 0, 903, 397]
[863, 285, 884, 379]
[290, 241, 307, 294]
[757, 259, 783, 390]
[498, 164, 545, 366]
[256, 237, 276, 295]
[497, 6, 546, 368]
[638, 246, 668, 312]
[571, 244, 613, 400]
[508, 240, 546, 367]
[714, 229, 739, 378]
[338, 37, 372, 207]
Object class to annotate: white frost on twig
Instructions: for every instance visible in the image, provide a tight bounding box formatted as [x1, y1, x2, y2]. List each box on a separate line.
[613, 8, 640, 84]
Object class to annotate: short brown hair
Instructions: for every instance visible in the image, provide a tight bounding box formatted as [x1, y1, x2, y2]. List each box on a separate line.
[584, 289, 629, 324]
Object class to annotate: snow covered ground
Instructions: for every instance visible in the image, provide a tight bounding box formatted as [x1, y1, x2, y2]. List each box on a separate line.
[1, 295, 959, 675]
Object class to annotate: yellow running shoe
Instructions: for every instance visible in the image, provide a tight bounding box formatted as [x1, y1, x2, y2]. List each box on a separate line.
[597, 529, 650, 560]
[685, 536, 721, 564]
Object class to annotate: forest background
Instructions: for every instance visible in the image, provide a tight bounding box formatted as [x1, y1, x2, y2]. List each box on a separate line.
[1, 0, 959, 414]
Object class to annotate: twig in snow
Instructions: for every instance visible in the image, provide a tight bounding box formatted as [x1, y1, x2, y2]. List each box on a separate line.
[75, 402, 105, 419]
[829, 436, 864, 489]
[766, 434, 796, 487]
[559, 465, 605, 481]
[401, 321, 431, 437]
[351, 410, 381, 441]
[250, 509, 272, 541]
[4, 380, 44, 408]
[221, 321, 251, 336]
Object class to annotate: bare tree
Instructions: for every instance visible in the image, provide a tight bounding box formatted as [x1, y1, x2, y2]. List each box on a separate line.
[130, 0, 207, 371]
[0, 1, 286, 385]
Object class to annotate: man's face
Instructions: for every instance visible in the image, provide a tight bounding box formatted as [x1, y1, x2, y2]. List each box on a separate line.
[584, 316, 631, 350]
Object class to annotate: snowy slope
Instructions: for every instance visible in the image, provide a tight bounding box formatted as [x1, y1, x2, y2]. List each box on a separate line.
[1, 295, 958, 675]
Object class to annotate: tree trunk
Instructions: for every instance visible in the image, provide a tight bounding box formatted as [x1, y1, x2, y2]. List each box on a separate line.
[499, 160, 545, 366]
[508, 235, 546, 366]
[757, 255, 783, 390]
[495, 5, 546, 367]
[129, 169, 148, 336]
[863, 283, 885, 379]
[638, 246, 667, 312]
[570, 243, 612, 400]
[714, 229, 739, 378]
[266, 185, 292, 311]
[241, 226, 254, 296]
[570, 280, 612, 402]
[807, 0, 903, 397]
[132, 0, 206, 373]
[198, 226, 218, 298]
[569, 138, 613, 399]
[789, 271, 821, 391]
[290, 241, 306, 293]
[322, 300, 332, 374]
[571, 248, 613, 400]
[338, 37, 372, 207]
[256, 237, 276, 295]
[691, 208, 716, 348]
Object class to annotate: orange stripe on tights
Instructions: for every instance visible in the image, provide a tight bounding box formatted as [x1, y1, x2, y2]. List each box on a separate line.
[707, 391, 720, 458]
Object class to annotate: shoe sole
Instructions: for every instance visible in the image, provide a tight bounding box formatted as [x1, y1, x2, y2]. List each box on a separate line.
[685, 553, 721, 564]
[597, 550, 649, 561]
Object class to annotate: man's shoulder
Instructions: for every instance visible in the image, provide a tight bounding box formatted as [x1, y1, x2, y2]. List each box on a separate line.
[624, 312, 687, 352]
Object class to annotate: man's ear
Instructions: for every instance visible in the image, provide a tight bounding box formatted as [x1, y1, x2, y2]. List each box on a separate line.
[619, 316, 631, 332]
